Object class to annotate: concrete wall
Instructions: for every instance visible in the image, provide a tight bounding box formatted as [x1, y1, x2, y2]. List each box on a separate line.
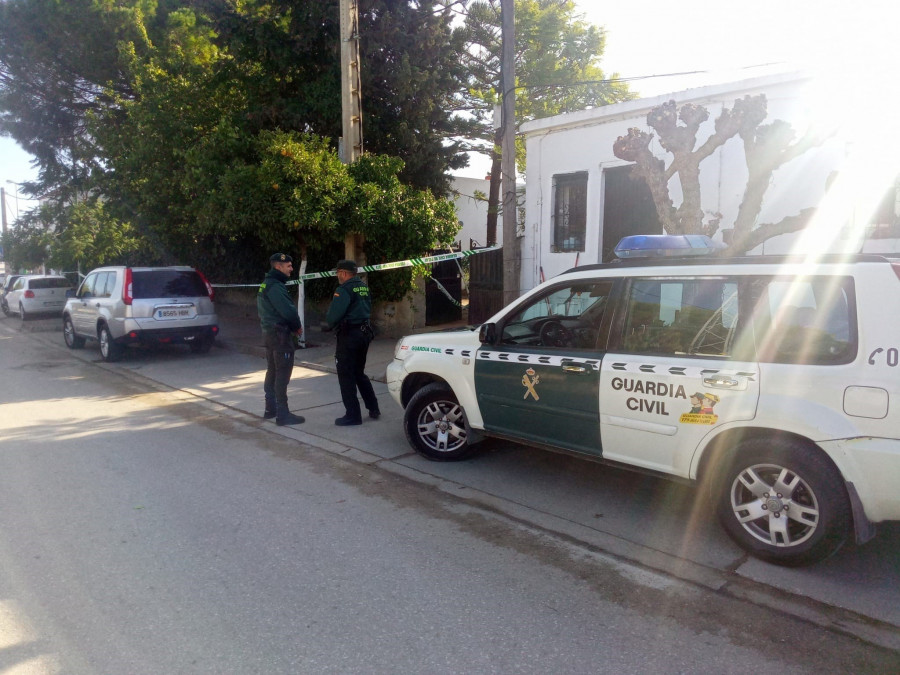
[215, 281, 426, 340]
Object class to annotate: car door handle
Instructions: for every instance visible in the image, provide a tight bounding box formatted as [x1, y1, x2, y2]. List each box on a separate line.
[703, 375, 739, 388]
[562, 364, 588, 374]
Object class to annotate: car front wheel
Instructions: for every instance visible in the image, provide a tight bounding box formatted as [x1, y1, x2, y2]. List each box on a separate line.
[63, 316, 86, 349]
[98, 324, 124, 362]
[716, 438, 850, 567]
[404, 383, 473, 461]
[0, 298, 9, 317]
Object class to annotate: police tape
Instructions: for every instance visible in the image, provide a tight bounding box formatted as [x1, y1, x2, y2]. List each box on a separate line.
[210, 246, 499, 288]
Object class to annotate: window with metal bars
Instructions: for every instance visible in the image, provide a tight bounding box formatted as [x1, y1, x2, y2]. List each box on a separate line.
[552, 172, 587, 252]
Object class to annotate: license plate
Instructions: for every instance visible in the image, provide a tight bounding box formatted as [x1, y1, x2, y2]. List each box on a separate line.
[156, 307, 194, 319]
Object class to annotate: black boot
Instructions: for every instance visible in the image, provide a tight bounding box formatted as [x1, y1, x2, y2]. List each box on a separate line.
[276, 404, 305, 426]
[334, 415, 362, 426]
[264, 397, 276, 419]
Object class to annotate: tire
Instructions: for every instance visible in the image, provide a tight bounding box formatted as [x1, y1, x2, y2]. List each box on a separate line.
[63, 316, 86, 349]
[716, 438, 850, 567]
[98, 324, 124, 362]
[189, 337, 213, 354]
[0, 298, 9, 317]
[404, 383, 474, 461]
[18, 303, 28, 321]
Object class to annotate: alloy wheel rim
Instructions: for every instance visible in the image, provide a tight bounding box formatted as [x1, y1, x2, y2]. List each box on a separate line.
[417, 400, 467, 453]
[729, 463, 819, 547]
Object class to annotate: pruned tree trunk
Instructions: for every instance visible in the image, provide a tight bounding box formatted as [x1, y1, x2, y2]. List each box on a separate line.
[613, 95, 825, 254]
[486, 128, 502, 246]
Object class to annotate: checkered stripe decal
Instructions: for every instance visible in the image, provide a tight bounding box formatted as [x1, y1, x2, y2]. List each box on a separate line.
[477, 351, 601, 371]
[608, 361, 757, 380]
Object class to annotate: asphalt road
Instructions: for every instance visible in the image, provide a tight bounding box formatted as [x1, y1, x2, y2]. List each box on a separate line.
[1, 316, 898, 673]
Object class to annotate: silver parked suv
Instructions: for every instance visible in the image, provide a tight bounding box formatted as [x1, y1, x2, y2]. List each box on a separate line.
[63, 266, 218, 361]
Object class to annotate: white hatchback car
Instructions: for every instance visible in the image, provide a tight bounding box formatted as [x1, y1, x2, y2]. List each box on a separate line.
[387, 236, 900, 566]
[5, 275, 73, 319]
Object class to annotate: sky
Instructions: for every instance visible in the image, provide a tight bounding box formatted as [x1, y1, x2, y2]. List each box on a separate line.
[2, 0, 898, 200]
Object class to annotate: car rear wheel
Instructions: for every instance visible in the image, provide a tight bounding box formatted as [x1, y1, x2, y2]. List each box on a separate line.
[63, 316, 86, 349]
[18, 303, 27, 321]
[98, 324, 124, 362]
[189, 337, 213, 354]
[404, 383, 473, 461]
[716, 438, 850, 567]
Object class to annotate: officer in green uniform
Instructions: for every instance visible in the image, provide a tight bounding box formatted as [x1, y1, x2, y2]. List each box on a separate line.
[326, 259, 379, 426]
[257, 253, 305, 426]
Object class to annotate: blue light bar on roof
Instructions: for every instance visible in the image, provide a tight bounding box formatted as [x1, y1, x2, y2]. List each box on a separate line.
[614, 234, 724, 258]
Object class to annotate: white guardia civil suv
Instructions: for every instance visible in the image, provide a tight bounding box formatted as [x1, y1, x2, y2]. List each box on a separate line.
[387, 236, 900, 566]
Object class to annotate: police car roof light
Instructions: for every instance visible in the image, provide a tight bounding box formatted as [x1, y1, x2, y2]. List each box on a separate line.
[614, 234, 724, 258]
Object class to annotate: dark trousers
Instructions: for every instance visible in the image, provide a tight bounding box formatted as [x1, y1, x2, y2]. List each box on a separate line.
[335, 325, 378, 420]
[264, 332, 295, 408]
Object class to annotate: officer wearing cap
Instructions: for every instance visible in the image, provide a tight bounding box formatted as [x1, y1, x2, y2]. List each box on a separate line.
[257, 253, 305, 426]
[326, 259, 379, 426]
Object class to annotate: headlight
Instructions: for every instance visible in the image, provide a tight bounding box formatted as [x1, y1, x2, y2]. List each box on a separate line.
[394, 338, 407, 359]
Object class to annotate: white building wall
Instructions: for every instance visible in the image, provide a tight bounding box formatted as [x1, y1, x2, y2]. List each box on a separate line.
[520, 72, 898, 291]
[450, 176, 497, 251]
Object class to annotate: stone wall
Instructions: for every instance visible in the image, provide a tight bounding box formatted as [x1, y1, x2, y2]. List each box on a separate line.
[214, 275, 427, 339]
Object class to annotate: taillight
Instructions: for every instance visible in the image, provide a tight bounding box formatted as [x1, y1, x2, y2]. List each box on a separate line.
[123, 268, 133, 305]
[24, 290, 35, 298]
[196, 269, 214, 301]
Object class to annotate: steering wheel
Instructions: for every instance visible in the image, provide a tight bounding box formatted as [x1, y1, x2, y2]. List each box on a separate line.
[539, 320, 573, 348]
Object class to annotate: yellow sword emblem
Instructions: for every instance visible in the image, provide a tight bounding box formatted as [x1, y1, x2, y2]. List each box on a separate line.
[522, 368, 540, 401]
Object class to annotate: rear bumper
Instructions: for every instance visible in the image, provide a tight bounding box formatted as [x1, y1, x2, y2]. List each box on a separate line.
[820, 437, 900, 523]
[115, 324, 219, 345]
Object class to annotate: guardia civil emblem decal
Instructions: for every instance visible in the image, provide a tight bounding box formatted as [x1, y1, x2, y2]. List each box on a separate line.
[522, 367, 541, 401]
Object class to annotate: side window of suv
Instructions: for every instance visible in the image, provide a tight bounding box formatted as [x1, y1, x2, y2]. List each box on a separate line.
[94, 271, 113, 298]
[750, 276, 856, 364]
[79, 273, 98, 298]
[621, 278, 740, 357]
[500, 281, 613, 350]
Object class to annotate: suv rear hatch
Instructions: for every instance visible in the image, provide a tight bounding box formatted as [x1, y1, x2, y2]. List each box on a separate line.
[127, 269, 216, 328]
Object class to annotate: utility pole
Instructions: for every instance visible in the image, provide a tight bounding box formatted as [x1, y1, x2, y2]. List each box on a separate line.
[1, 188, 7, 236]
[340, 0, 364, 264]
[501, 0, 520, 304]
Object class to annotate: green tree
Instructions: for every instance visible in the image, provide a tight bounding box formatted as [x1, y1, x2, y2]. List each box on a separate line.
[0, 0, 156, 199]
[459, 0, 633, 244]
[50, 199, 147, 273]
[1, 0, 469, 286]
[183, 129, 460, 299]
[177, 0, 472, 194]
[0, 206, 53, 272]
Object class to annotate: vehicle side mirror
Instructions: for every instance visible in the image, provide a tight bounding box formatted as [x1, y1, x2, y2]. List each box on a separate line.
[478, 322, 497, 344]
[66, 289, 76, 298]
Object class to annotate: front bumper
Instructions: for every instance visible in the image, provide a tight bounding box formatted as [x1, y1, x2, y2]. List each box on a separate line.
[386, 359, 406, 406]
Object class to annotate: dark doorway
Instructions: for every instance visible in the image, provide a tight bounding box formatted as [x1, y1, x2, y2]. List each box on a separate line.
[425, 257, 463, 325]
[467, 246, 504, 325]
[601, 165, 661, 261]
